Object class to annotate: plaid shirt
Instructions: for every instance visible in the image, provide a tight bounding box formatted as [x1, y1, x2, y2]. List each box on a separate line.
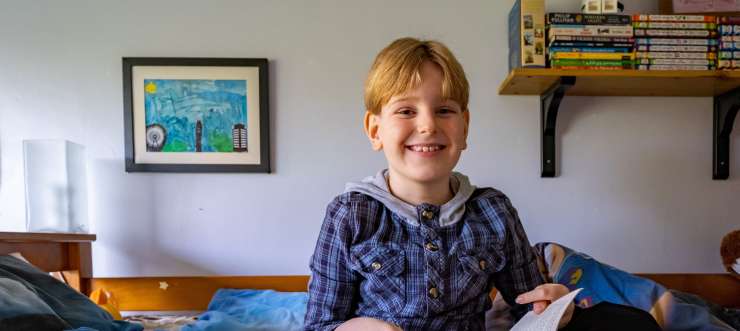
[304, 188, 543, 331]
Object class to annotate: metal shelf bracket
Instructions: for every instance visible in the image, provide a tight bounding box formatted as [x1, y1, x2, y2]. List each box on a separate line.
[541, 76, 576, 177]
[713, 87, 740, 180]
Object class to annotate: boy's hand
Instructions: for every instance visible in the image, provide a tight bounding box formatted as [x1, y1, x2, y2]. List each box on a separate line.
[515, 283, 574, 329]
[336, 317, 403, 331]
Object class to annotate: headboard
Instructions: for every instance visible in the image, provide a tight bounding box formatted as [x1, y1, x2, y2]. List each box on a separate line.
[0, 231, 96, 294]
[92, 273, 740, 311]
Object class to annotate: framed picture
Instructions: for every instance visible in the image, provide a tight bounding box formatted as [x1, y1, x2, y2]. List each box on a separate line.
[123, 57, 270, 173]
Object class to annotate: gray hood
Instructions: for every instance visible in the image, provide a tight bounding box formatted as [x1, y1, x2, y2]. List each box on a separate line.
[344, 169, 476, 227]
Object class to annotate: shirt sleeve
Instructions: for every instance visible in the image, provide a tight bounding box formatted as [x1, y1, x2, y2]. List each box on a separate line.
[491, 196, 545, 321]
[304, 197, 359, 331]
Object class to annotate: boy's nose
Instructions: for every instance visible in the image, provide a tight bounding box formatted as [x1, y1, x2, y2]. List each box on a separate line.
[416, 114, 437, 134]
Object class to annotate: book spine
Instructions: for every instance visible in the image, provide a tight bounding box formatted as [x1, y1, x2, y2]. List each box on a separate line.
[550, 41, 633, 48]
[508, 0, 521, 71]
[551, 58, 633, 66]
[637, 58, 714, 65]
[636, 38, 718, 46]
[549, 46, 632, 53]
[549, 25, 634, 37]
[719, 25, 740, 35]
[632, 14, 716, 22]
[637, 64, 715, 70]
[721, 36, 740, 42]
[633, 22, 716, 30]
[547, 13, 631, 25]
[720, 41, 740, 50]
[552, 65, 629, 70]
[636, 45, 716, 52]
[718, 16, 740, 24]
[635, 52, 716, 59]
[718, 51, 740, 59]
[551, 52, 634, 60]
[718, 60, 740, 68]
[634, 29, 717, 38]
[549, 35, 633, 43]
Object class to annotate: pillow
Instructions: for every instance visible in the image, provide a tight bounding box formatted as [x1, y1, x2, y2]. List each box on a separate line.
[536, 243, 736, 331]
[0, 277, 70, 331]
[485, 244, 738, 331]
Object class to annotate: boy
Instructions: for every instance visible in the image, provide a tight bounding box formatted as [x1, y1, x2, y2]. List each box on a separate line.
[305, 38, 660, 331]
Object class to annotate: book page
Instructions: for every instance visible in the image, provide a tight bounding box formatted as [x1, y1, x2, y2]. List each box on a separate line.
[510, 288, 582, 331]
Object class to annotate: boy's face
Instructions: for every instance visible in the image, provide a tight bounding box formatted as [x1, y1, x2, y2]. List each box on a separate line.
[364, 61, 469, 185]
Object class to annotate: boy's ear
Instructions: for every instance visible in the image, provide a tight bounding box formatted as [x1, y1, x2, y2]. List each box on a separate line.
[462, 110, 470, 150]
[363, 111, 383, 151]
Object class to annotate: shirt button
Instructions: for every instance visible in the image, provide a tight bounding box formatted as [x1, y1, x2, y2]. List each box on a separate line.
[421, 210, 434, 220]
[479, 260, 487, 270]
[371, 262, 382, 270]
[428, 287, 439, 299]
[425, 242, 438, 252]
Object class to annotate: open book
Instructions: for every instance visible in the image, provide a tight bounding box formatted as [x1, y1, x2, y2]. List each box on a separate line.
[511, 288, 583, 331]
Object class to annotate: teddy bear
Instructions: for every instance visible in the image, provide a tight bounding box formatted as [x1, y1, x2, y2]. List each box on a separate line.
[720, 230, 740, 281]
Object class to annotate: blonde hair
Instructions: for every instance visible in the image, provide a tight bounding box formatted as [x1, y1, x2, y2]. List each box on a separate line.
[364, 37, 469, 115]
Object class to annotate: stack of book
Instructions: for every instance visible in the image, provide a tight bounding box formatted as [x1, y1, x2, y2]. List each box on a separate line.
[546, 12, 634, 70]
[718, 16, 740, 70]
[633, 14, 718, 70]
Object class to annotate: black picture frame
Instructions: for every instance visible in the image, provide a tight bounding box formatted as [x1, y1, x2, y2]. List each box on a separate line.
[122, 57, 270, 173]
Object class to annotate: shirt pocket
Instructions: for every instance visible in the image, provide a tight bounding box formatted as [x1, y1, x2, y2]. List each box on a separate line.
[350, 245, 407, 313]
[454, 248, 505, 305]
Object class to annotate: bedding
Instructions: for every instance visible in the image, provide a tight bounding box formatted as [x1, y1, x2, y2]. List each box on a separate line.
[484, 243, 740, 331]
[124, 313, 198, 331]
[4, 242, 736, 331]
[0, 254, 142, 331]
[181, 289, 307, 331]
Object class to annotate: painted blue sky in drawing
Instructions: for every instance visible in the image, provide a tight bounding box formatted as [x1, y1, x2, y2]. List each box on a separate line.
[144, 79, 247, 152]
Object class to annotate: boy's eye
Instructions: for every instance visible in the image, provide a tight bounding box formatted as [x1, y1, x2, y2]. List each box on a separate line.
[438, 107, 457, 114]
[396, 108, 415, 116]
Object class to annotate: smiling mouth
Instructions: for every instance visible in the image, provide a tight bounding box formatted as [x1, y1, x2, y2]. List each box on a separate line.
[406, 144, 446, 152]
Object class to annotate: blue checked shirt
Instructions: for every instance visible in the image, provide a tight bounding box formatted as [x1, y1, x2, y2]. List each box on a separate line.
[304, 187, 544, 330]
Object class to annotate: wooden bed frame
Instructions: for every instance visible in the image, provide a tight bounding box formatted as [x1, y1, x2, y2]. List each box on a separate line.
[1, 231, 738, 312]
[92, 274, 740, 311]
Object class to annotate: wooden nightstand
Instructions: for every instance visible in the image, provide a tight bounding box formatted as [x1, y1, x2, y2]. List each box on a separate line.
[0, 231, 96, 294]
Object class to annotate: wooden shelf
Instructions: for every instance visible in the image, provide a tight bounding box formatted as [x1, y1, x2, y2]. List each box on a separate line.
[497, 68, 739, 179]
[499, 68, 740, 97]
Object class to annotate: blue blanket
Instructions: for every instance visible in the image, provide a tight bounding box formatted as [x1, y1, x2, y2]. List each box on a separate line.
[182, 289, 308, 331]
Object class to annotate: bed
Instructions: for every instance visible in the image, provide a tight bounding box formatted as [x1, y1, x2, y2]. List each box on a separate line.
[1, 231, 739, 330]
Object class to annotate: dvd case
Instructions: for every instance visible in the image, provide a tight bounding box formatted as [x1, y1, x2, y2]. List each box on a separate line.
[508, 0, 546, 69]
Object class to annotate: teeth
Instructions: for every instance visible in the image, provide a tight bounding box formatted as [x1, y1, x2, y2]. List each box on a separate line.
[410, 145, 441, 152]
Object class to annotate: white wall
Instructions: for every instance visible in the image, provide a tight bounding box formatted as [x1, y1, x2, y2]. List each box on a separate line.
[0, 0, 737, 276]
